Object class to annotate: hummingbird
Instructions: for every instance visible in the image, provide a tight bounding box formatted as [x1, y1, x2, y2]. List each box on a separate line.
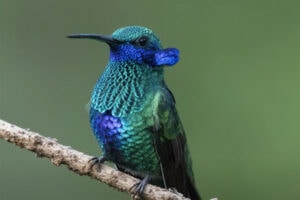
[68, 26, 201, 200]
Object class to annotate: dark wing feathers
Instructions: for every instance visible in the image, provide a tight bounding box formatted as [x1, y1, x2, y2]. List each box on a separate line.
[152, 88, 201, 200]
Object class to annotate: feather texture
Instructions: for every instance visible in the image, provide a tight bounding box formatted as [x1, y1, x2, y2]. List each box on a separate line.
[70, 25, 201, 200]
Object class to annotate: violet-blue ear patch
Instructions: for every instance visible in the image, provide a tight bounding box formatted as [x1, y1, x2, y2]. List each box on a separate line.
[154, 48, 179, 66]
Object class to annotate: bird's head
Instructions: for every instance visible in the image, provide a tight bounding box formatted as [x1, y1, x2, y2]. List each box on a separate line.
[68, 26, 179, 67]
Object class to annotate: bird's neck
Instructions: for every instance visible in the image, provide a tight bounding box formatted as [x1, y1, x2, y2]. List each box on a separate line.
[91, 61, 165, 117]
[106, 60, 164, 83]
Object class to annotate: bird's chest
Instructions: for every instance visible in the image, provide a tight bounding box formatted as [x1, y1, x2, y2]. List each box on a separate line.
[89, 107, 160, 174]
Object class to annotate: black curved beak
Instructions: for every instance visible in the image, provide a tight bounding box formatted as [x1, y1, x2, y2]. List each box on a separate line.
[67, 34, 121, 45]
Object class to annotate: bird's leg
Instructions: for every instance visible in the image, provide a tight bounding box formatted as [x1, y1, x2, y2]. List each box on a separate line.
[168, 187, 182, 196]
[129, 175, 150, 200]
[88, 156, 107, 169]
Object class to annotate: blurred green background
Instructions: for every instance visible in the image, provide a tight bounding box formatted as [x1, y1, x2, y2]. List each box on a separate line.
[1, 0, 299, 200]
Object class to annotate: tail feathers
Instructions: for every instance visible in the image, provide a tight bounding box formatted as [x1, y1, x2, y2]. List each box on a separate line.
[186, 176, 201, 200]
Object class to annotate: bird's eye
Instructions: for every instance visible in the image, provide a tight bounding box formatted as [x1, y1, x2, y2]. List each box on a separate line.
[135, 36, 148, 47]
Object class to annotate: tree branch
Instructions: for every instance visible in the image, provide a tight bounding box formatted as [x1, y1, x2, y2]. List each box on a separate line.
[0, 119, 189, 200]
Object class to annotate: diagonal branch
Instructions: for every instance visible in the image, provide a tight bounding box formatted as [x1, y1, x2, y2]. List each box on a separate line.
[0, 119, 189, 200]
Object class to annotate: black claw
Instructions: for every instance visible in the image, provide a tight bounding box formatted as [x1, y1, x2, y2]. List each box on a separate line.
[129, 175, 150, 200]
[89, 156, 107, 169]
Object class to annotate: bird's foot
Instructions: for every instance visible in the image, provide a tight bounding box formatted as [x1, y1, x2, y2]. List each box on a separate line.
[88, 156, 107, 169]
[129, 175, 150, 200]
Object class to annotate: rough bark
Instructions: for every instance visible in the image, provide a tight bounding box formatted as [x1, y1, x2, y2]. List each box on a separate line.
[0, 119, 189, 200]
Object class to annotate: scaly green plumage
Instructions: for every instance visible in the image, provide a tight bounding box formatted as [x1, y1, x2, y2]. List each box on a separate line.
[68, 26, 201, 200]
[91, 61, 162, 117]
